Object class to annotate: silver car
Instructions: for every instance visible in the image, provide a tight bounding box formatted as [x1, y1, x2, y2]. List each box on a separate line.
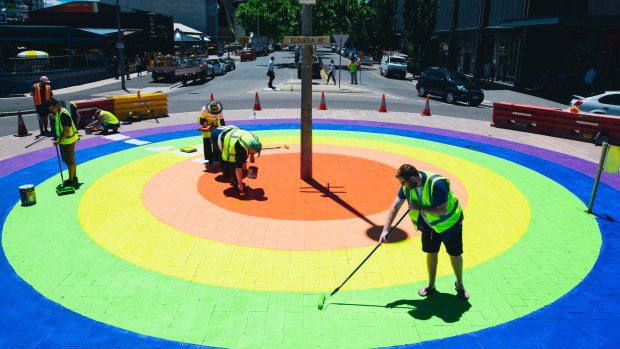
[570, 91, 620, 116]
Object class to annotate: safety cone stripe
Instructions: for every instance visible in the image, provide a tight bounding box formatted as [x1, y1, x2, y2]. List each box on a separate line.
[14, 111, 32, 137]
[378, 94, 387, 112]
[421, 96, 431, 116]
[318, 91, 327, 110]
[253, 92, 262, 111]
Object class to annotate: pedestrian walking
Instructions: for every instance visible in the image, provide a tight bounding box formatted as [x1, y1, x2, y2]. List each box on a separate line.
[326, 59, 336, 85]
[583, 65, 597, 96]
[380, 164, 468, 301]
[112, 55, 119, 79]
[135, 55, 142, 77]
[48, 98, 79, 188]
[348, 58, 359, 84]
[124, 56, 131, 80]
[30, 75, 53, 137]
[267, 56, 275, 89]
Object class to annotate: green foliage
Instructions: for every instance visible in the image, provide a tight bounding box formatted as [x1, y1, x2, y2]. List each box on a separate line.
[403, 0, 439, 72]
[236, 0, 301, 43]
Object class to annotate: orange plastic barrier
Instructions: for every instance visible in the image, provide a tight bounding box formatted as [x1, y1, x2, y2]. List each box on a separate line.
[492, 102, 620, 145]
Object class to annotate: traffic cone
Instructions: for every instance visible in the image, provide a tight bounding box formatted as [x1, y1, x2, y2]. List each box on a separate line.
[421, 96, 431, 116]
[210, 93, 214, 102]
[253, 92, 262, 111]
[318, 91, 327, 110]
[378, 94, 387, 112]
[14, 111, 32, 137]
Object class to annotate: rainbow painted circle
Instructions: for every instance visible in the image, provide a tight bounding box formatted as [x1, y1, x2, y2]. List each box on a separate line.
[1, 119, 607, 348]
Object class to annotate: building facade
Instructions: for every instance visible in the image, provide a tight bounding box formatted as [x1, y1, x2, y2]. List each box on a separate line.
[434, 0, 620, 96]
[99, 0, 235, 44]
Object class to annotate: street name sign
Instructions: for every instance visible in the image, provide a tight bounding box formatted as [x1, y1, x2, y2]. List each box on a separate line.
[283, 36, 330, 45]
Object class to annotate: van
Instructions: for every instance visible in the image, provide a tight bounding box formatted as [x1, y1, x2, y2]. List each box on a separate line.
[380, 54, 407, 79]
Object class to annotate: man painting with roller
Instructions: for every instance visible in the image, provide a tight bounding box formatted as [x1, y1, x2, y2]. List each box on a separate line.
[380, 164, 468, 300]
[211, 126, 262, 191]
[48, 98, 79, 188]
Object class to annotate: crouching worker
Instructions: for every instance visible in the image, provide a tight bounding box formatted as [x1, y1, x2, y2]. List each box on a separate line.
[198, 100, 225, 166]
[86, 108, 120, 134]
[48, 98, 79, 187]
[211, 126, 261, 191]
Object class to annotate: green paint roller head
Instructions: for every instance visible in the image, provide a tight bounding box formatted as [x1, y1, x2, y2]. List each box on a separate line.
[317, 293, 326, 310]
[55, 184, 75, 196]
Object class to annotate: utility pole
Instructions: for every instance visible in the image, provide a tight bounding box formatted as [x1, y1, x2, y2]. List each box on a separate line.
[300, 0, 315, 180]
[115, 0, 126, 91]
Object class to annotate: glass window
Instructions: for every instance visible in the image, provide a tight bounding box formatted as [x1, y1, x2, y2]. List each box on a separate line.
[599, 94, 620, 106]
[390, 56, 406, 64]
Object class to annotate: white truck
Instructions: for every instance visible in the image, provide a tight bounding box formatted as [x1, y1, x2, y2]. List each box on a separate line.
[250, 36, 269, 56]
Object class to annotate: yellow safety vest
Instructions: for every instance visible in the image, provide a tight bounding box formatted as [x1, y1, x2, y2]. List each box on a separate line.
[54, 107, 78, 145]
[402, 171, 462, 233]
[198, 111, 222, 138]
[99, 110, 119, 125]
[221, 129, 258, 162]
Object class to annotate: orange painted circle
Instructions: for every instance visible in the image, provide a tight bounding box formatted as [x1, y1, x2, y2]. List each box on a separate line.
[141, 145, 468, 250]
[197, 153, 396, 220]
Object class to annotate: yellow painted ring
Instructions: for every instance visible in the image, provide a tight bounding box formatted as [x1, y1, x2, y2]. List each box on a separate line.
[78, 135, 530, 291]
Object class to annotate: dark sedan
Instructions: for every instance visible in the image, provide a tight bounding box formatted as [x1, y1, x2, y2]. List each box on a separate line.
[416, 68, 484, 107]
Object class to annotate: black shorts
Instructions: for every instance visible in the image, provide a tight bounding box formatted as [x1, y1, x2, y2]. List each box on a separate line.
[419, 214, 463, 256]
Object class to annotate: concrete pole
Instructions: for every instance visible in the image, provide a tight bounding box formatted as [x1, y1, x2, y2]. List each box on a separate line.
[300, 4, 313, 180]
[115, 0, 126, 91]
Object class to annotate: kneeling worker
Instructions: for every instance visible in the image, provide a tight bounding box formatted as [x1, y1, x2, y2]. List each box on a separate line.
[211, 126, 261, 191]
[87, 108, 120, 134]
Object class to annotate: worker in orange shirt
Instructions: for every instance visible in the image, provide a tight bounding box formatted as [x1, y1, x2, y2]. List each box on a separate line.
[31, 76, 53, 137]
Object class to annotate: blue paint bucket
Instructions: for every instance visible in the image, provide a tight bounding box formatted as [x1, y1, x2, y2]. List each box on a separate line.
[19, 184, 37, 206]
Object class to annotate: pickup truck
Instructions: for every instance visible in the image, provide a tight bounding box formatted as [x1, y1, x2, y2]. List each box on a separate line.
[147, 55, 212, 85]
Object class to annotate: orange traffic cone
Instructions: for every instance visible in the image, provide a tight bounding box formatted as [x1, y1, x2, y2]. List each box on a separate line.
[253, 92, 262, 111]
[14, 111, 32, 137]
[378, 94, 387, 112]
[210, 93, 214, 102]
[318, 91, 327, 110]
[421, 96, 431, 116]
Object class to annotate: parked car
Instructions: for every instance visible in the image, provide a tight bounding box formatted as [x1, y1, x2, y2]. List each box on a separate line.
[297, 55, 323, 79]
[208, 58, 225, 76]
[416, 67, 485, 107]
[380, 54, 407, 79]
[570, 91, 620, 116]
[218, 57, 229, 73]
[287, 44, 297, 51]
[197, 57, 215, 80]
[239, 48, 256, 62]
[357, 51, 373, 66]
[223, 57, 236, 70]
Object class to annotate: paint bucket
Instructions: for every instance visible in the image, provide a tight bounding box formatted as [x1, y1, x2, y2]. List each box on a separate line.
[248, 166, 258, 179]
[18, 184, 37, 206]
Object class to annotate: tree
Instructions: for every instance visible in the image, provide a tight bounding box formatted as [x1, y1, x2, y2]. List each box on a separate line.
[402, 0, 439, 73]
[236, 0, 301, 43]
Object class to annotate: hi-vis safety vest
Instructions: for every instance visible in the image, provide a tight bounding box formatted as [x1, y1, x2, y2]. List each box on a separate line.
[32, 83, 51, 106]
[100, 110, 119, 125]
[402, 171, 462, 233]
[221, 129, 258, 162]
[198, 111, 222, 138]
[348, 61, 358, 73]
[55, 108, 78, 145]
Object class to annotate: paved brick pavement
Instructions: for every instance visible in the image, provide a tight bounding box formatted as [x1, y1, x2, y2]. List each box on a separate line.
[0, 109, 618, 348]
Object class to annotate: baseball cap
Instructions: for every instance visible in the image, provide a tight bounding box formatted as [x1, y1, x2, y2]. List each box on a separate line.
[40, 76, 50, 83]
